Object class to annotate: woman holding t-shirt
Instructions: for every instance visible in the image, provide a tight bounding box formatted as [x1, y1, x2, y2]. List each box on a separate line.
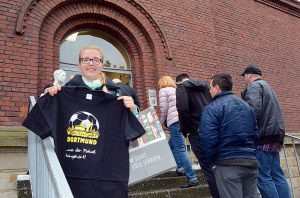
[40, 45, 144, 198]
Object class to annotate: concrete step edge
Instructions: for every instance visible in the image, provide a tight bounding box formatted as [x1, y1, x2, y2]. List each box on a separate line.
[129, 184, 212, 198]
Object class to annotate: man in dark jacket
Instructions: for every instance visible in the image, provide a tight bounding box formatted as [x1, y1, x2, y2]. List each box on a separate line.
[112, 78, 140, 108]
[176, 73, 219, 197]
[200, 73, 258, 198]
[241, 65, 290, 198]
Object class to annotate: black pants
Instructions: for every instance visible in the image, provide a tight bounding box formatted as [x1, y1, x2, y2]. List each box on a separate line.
[188, 132, 220, 198]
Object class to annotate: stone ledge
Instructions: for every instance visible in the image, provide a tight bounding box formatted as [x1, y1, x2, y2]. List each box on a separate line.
[0, 127, 28, 147]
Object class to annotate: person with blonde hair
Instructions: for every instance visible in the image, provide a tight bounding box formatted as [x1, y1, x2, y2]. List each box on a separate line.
[44, 45, 136, 112]
[34, 45, 145, 198]
[158, 76, 198, 188]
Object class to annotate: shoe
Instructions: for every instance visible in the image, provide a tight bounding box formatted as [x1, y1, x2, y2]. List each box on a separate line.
[175, 170, 185, 177]
[180, 180, 199, 188]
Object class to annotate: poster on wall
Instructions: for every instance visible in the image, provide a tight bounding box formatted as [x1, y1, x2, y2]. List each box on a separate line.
[128, 106, 176, 185]
[148, 90, 157, 107]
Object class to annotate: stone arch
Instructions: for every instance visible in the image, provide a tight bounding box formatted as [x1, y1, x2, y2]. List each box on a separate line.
[16, 0, 172, 60]
[16, 0, 173, 107]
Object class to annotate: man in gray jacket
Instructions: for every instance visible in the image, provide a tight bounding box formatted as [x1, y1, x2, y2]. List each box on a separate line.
[241, 65, 290, 198]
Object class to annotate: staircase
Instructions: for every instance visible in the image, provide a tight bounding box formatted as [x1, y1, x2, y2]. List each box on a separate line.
[128, 169, 212, 198]
[4, 122, 300, 198]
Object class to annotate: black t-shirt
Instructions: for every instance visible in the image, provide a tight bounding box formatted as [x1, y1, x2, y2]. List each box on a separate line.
[23, 87, 145, 198]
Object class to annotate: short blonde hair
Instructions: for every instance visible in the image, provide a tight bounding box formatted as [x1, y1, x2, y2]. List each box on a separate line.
[79, 45, 104, 62]
[158, 76, 176, 89]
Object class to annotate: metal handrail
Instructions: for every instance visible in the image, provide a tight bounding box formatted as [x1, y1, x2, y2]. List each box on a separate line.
[285, 134, 300, 141]
[28, 96, 73, 198]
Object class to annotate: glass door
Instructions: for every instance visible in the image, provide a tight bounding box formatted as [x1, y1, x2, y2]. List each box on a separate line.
[60, 30, 132, 85]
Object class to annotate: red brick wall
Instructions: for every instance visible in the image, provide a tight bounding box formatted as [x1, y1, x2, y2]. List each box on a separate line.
[0, 0, 299, 134]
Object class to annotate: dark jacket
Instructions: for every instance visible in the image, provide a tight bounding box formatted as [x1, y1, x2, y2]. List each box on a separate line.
[115, 82, 140, 107]
[200, 91, 258, 168]
[65, 75, 119, 95]
[241, 78, 285, 145]
[176, 79, 212, 136]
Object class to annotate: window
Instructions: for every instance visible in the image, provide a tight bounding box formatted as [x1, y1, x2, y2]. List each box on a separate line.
[60, 30, 132, 85]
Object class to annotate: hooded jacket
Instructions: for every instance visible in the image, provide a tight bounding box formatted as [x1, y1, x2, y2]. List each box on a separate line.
[176, 79, 212, 136]
[241, 78, 285, 145]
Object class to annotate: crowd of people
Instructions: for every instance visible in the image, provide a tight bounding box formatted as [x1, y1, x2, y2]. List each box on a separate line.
[23, 45, 290, 198]
[170, 66, 288, 198]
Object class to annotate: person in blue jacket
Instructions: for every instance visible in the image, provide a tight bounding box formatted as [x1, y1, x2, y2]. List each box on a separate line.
[199, 73, 259, 198]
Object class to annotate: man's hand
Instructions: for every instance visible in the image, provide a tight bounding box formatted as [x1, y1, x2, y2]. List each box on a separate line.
[44, 85, 61, 96]
[117, 96, 135, 112]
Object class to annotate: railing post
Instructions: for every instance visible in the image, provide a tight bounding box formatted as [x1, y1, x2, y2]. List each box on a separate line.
[291, 139, 300, 175]
[28, 96, 37, 198]
[283, 142, 295, 198]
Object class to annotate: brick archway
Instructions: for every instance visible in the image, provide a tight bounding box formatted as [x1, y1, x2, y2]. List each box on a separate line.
[17, 0, 173, 108]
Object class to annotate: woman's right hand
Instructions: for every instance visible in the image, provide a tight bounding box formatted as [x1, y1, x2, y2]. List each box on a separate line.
[44, 85, 61, 96]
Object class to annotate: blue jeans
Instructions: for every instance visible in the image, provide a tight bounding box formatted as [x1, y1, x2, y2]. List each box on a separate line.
[188, 132, 220, 198]
[256, 150, 290, 198]
[168, 122, 197, 181]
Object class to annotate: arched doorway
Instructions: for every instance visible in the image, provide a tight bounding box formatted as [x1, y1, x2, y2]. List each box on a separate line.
[20, 0, 174, 108]
[60, 30, 132, 85]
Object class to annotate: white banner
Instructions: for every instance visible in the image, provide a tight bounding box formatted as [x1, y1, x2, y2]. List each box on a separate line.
[128, 107, 176, 185]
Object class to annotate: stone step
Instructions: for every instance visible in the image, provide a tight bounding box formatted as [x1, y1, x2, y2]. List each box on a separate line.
[17, 175, 32, 198]
[129, 175, 207, 193]
[129, 185, 211, 198]
[153, 168, 202, 179]
[129, 169, 205, 191]
[128, 169, 212, 197]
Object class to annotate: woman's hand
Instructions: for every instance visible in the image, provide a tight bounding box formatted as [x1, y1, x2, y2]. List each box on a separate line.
[44, 85, 61, 96]
[117, 96, 135, 112]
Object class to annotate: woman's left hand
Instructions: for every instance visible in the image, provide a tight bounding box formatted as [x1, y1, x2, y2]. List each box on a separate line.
[117, 96, 135, 112]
